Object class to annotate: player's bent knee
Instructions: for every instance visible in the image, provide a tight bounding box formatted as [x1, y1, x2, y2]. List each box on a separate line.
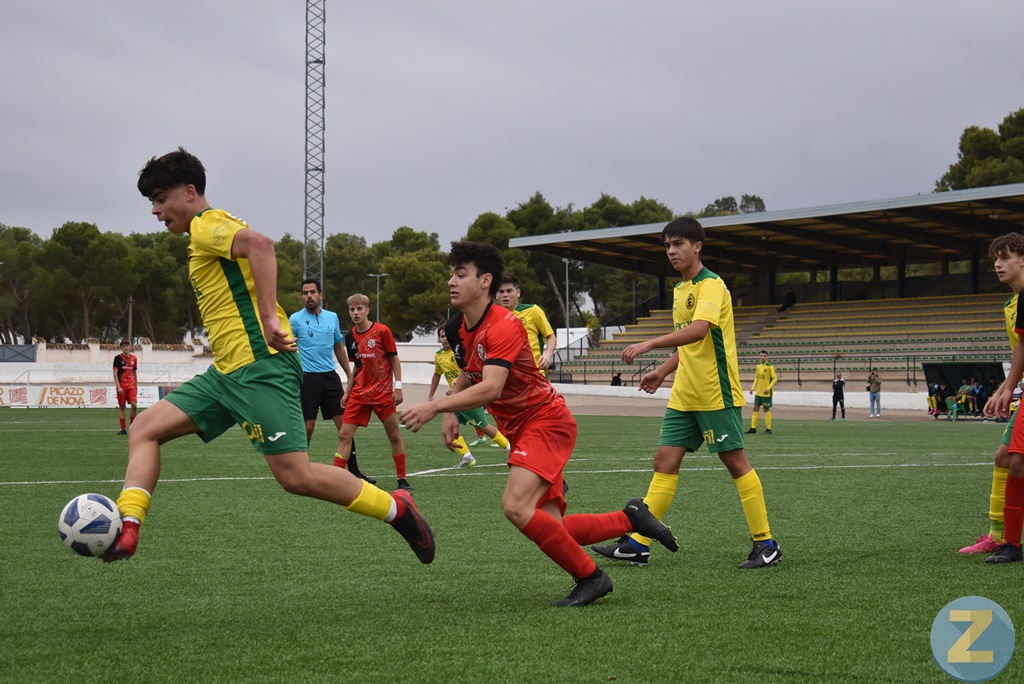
[1010, 459, 1024, 479]
[268, 453, 316, 496]
[500, 499, 533, 530]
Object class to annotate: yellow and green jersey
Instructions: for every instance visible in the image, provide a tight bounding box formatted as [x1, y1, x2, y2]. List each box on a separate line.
[513, 303, 555, 369]
[667, 267, 745, 412]
[1005, 293, 1019, 350]
[187, 209, 291, 375]
[751, 362, 778, 398]
[434, 347, 461, 387]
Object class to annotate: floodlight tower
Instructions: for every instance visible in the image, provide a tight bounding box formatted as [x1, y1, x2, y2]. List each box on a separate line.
[303, 0, 326, 288]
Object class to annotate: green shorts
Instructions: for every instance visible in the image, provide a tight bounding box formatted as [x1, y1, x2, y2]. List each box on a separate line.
[456, 406, 490, 428]
[165, 351, 307, 455]
[658, 406, 745, 454]
[753, 395, 773, 410]
[1000, 408, 1019, 448]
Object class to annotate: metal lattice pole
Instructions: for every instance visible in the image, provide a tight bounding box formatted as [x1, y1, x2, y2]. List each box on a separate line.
[303, 0, 326, 289]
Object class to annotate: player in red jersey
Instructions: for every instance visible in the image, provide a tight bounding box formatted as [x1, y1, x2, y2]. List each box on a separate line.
[401, 241, 678, 607]
[338, 293, 411, 490]
[112, 340, 138, 434]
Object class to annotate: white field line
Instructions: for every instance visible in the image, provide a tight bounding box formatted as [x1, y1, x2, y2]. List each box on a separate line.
[0, 461, 993, 487]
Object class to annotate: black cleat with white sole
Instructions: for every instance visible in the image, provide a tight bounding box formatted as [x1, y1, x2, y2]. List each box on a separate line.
[591, 536, 650, 567]
[738, 539, 782, 568]
[551, 568, 613, 607]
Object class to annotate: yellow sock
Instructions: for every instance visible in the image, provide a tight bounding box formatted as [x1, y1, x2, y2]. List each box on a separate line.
[751, 413, 759, 430]
[734, 470, 771, 541]
[453, 436, 470, 457]
[991, 466, 1009, 541]
[344, 480, 395, 521]
[491, 431, 510, 449]
[630, 472, 679, 547]
[116, 487, 152, 524]
[765, 411, 772, 431]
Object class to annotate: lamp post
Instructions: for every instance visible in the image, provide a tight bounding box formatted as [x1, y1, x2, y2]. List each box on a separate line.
[368, 273, 389, 322]
[562, 258, 570, 365]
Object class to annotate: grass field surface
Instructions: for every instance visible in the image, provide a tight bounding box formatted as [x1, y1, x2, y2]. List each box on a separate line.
[2, 408, 1020, 682]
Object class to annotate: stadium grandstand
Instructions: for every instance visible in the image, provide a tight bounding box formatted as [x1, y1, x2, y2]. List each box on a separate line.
[509, 184, 1024, 393]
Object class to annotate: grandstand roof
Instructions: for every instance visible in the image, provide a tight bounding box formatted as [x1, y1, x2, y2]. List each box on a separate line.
[508, 183, 1024, 276]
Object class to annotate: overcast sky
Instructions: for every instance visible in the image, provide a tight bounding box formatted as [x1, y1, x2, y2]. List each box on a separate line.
[2, 1, 1022, 251]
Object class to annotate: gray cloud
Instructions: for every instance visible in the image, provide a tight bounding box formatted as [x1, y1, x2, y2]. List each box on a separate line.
[2, 1, 1022, 250]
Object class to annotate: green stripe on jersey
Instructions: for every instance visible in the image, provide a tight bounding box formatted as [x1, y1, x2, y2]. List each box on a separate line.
[220, 257, 270, 361]
[711, 326, 733, 406]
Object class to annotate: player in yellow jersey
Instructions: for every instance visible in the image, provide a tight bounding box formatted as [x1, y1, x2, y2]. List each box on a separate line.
[497, 274, 557, 375]
[591, 217, 780, 568]
[101, 147, 434, 565]
[960, 232, 1024, 556]
[428, 326, 510, 467]
[748, 350, 778, 434]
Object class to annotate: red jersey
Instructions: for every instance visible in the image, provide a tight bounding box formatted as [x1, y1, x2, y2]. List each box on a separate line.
[444, 303, 565, 433]
[113, 353, 138, 388]
[345, 322, 398, 404]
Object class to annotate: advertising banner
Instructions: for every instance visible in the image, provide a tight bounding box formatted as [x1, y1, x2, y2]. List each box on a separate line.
[0, 385, 165, 408]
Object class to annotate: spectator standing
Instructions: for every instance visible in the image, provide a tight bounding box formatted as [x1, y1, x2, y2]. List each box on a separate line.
[867, 370, 882, 418]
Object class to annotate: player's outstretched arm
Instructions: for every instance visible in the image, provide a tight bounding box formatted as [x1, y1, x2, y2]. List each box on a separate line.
[638, 351, 678, 394]
[441, 412, 460, 452]
[622, 320, 710, 364]
[402, 366, 508, 432]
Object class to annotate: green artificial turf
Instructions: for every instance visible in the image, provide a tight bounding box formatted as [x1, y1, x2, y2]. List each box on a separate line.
[1, 409, 1019, 682]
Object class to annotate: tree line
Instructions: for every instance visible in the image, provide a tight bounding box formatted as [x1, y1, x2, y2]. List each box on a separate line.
[6, 104, 1015, 346]
[0, 192, 765, 345]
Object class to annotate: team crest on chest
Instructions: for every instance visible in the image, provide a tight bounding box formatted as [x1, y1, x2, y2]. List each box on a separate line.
[477, 344, 487, 361]
[367, 339, 376, 348]
[685, 293, 696, 310]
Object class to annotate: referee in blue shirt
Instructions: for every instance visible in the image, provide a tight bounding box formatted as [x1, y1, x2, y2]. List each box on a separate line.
[290, 279, 375, 484]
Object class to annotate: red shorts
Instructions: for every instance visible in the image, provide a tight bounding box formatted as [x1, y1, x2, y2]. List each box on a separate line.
[1010, 410, 1024, 456]
[117, 386, 137, 407]
[502, 406, 578, 515]
[343, 393, 396, 426]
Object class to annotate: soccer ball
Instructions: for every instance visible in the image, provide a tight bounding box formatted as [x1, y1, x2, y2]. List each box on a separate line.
[58, 493, 123, 557]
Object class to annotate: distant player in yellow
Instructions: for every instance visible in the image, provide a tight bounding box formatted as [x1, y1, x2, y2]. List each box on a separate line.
[959, 232, 1024, 555]
[748, 349, 777, 434]
[592, 217, 780, 568]
[496, 274, 557, 376]
[428, 326, 510, 467]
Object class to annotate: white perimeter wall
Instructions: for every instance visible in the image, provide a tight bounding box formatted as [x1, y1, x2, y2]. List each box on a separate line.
[0, 341, 928, 410]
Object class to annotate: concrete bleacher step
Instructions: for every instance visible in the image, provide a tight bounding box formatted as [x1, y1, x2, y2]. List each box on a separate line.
[559, 292, 1011, 388]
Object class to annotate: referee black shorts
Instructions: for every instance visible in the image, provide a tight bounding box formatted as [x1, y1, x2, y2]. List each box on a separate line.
[300, 371, 345, 421]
